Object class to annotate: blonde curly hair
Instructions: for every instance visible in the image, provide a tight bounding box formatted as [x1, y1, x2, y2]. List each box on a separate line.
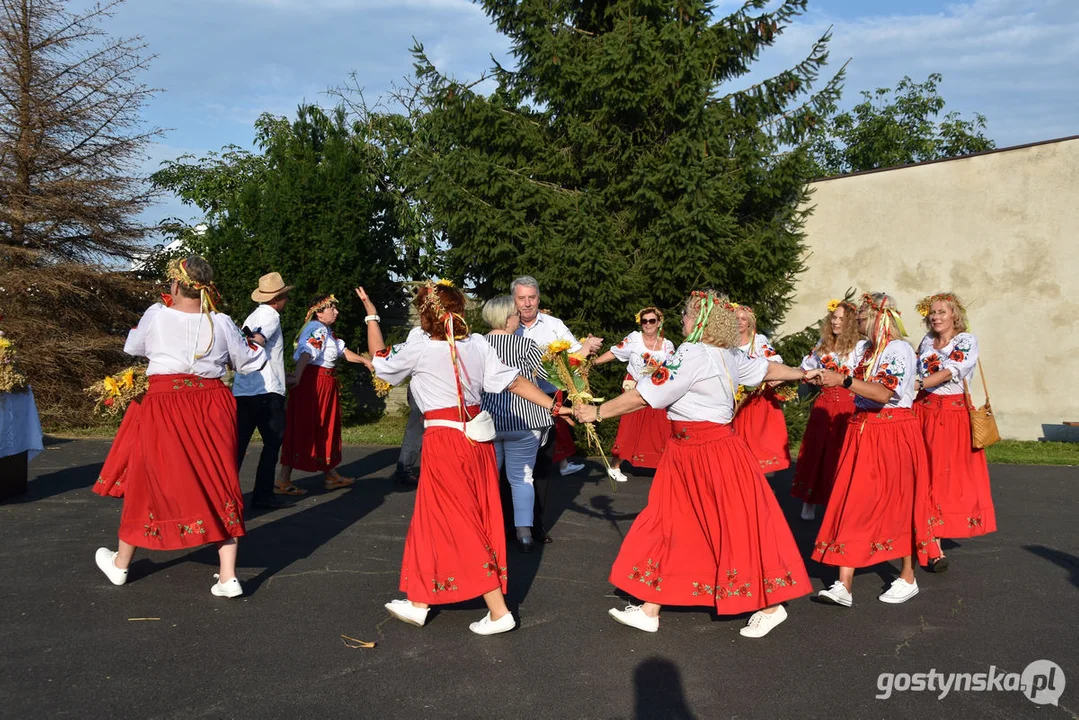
[685, 291, 739, 348]
[819, 301, 860, 355]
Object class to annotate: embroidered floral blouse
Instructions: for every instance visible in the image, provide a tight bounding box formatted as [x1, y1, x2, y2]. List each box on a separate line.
[917, 332, 979, 395]
[294, 320, 347, 368]
[853, 339, 917, 411]
[372, 333, 520, 413]
[739, 333, 783, 364]
[800, 340, 869, 376]
[636, 342, 770, 424]
[610, 331, 676, 381]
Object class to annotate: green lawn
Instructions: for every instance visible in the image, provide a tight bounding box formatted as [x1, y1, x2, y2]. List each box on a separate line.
[47, 416, 1079, 466]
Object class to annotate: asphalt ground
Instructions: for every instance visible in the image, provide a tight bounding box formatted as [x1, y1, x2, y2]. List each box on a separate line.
[2, 439, 1077, 719]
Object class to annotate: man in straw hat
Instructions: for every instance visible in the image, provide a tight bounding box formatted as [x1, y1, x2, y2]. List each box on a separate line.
[234, 272, 294, 512]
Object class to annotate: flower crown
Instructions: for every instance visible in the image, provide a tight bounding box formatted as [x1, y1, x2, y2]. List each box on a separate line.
[916, 292, 965, 318]
[634, 306, 664, 325]
[308, 294, 338, 315]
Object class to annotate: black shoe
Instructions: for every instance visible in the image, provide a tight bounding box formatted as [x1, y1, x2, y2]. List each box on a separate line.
[516, 537, 535, 554]
[251, 495, 295, 511]
[928, 556, 949, 573]
[532, 530, 553, 544]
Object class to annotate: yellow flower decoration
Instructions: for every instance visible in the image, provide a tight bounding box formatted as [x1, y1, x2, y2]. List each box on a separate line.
[547, 339, 572, 354]
[634, 311, 641, 324]
[826, 299, 840, 313]
[436, 278, 454, 287]
[103, 376, 121, 397]
[121, 369, 135, 389]
[915, 298, 932, 318]
[0, 337, 10, 351]
[372, 375, 393, 398]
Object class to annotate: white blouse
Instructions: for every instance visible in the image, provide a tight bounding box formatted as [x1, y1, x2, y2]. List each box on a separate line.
[294, 321, 348, 368]
[917, 332, 980, 396]
[854, 339, 918, 411]
[636, 342, 770, 424]
[372, 333, 520, 413]
[800, 340, 869, 376]
[125, 304, 266, 378]
[610, 331, 676, 380]
[740, 333, 783, 363]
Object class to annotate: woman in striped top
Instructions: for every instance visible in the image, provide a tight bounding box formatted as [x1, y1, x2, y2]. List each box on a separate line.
[481, 296, 552, 553]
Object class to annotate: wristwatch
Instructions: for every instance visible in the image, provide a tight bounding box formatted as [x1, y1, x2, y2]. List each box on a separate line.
[842, 376, 854, 389]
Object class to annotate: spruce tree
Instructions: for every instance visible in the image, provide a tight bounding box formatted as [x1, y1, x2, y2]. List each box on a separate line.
[401, 0, 842, 335]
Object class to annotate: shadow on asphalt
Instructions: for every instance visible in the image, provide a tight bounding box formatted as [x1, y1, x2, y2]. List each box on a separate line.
[1024, 544, 1079, 588]
[11, 462, 100, 502]
[635, 657, 697, 719]
[127, 448, 405, 593]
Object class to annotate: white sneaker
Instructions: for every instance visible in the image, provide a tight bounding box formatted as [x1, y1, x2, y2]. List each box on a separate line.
[469, 611, 516, 635]
[560, 461, 586, 476]
[607, 467, 629, 483]
[211, 574, 243, 598]
[95, 548, 128, 586]
[385, 598, 429, 627]
[608, 604, 659, 633]
[878, 578, 919, 604]
[817, 581, 853, 607]
[739, 605, 788, 638]
[800, 503, 816, 520]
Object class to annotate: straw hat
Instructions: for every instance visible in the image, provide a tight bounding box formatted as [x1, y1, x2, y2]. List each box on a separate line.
[251, 272, 294, 302]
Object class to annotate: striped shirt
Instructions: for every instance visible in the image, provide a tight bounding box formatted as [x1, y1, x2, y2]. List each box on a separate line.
[482, 333, 553, 432]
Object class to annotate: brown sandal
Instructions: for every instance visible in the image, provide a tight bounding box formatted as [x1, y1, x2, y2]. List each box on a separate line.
[274, 482, 307, 496]
[324, 471, 355, 490]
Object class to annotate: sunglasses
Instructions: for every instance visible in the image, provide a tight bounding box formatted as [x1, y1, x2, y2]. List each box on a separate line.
[641, 318, 659, 325]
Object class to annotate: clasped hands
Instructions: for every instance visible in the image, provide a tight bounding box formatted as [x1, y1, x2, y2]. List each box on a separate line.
[805, 368, 848, 388]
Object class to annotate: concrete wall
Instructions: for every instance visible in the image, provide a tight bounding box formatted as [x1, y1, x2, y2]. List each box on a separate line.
[780, 137, 1079, 441]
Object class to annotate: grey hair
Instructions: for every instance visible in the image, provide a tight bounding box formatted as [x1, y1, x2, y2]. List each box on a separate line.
[510, 275, 540, 296]
[482, 295, 517, 330]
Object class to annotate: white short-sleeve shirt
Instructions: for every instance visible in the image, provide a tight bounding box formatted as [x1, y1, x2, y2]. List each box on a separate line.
[125, 304, 266, 379]
[233, 304, 286, 397]
[636, 342, 770, 424]
[855, 339, 918, 410]
[294, 320, 348, 368]
[372, 333, 520, 413]
[917, 332, 980, 396]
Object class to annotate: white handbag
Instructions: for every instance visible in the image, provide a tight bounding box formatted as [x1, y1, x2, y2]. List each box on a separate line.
[464, 410, 497, 442]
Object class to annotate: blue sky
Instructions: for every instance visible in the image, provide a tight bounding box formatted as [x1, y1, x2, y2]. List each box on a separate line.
[84, 0, 1079, 226]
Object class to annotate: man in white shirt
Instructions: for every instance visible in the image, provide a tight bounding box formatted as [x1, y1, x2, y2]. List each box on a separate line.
[234, 272, 293, 512]
[511, 275, 603, 541]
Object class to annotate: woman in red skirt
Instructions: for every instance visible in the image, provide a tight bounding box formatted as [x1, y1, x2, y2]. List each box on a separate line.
[574, 291, 817, 638]
[364, 281, 567, 635]
[93, 294, 174, 498]
[812, 292, 937, 608]
[731, 306, 791, 473]
[276, 292, 369, 495]
[790, 299, 865, 520]
[93, 256, 267, 598]
[593, 306, 675, 483]
[914, 292, 995, 572]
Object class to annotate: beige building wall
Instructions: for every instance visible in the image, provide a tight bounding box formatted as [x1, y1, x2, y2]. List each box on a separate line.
[780, 137, 1079, 441]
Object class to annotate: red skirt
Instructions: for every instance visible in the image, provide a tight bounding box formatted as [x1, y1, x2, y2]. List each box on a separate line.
[93, 400, 143, 498]
[552, 416, 577, 463]
[812, 408, 939, 568]
[117, 375, 245, 550]
[611, 378, 670, 469]
[609, 421, 810, 615]
[733, 390, 791, 472]
[399, 406, 508, 605]
[790, 388, 857, 504]
[916, 392, 996, 537]
[280, 365, 342, 472]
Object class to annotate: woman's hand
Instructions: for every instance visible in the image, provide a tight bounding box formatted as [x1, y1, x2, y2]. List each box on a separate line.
[251, 332, 267, 347]
[557, 404, 574, 417]
[817, 369, 844, 388]
[802, 368, 823, 384]
[574, 404, 598, 423]
[355, 287, 378, 316]
[285, 373, 299, 388]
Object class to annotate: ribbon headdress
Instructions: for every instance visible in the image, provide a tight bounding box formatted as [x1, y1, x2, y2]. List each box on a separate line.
[859, 292, 907, 380]
[418, 280, 473, 429]
[167, 258, 222, 359]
